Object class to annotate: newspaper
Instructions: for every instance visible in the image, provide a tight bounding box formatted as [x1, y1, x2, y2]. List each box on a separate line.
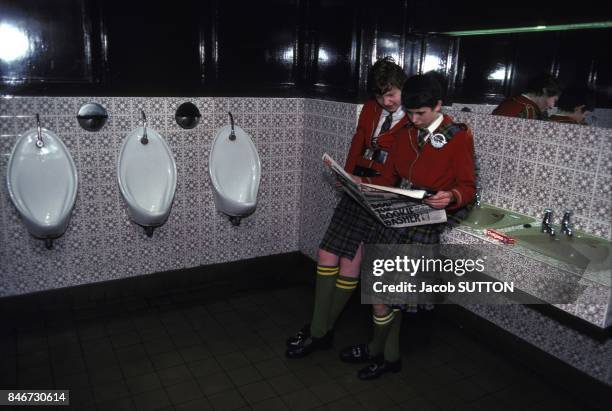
[323, 153, 447, 228]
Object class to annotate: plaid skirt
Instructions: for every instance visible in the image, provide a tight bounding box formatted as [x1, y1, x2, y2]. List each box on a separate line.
[319, 195, 378, 259]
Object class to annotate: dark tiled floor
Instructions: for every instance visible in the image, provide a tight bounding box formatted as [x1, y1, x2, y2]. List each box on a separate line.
[0, 284, 598, 411]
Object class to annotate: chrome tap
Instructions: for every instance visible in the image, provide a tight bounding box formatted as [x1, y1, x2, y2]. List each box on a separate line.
[561, 209, 573, 237]
[541, 208, 555, 237]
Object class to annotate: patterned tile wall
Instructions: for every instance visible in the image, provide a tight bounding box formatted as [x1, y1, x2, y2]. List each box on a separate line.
[465, 304, 612, 385]
[0, 97, 304, 297]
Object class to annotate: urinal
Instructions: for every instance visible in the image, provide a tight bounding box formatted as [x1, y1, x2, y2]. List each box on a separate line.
[209, 112, 261, 225]
[117, 111, 177, 236]
[6, 119, 78, 248]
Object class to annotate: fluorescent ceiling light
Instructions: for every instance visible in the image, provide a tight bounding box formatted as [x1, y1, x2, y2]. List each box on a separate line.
[442, 21, 612, 36]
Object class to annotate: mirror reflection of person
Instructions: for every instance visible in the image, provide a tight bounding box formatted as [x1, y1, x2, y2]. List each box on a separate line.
[549, 86, 595, 125]
[492, 73, 563, 120]
[285, 57, 410, 359]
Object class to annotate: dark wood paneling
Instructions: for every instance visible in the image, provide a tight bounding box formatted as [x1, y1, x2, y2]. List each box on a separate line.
[357, 0, 408, 100]
[554, 29, 612, 107]
[101, 0, 202, 95]
[453, 35, 516, 104]
[302, 0, 361, 100]
[509, 31, 561, 96]
[211, 0, 300, 95]
[0, 0, 102, 95]
[1, 0, 611, 106]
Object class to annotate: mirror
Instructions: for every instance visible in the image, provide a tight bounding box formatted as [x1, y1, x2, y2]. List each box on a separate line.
[77, 103, 108, 132]
[175, 102, 201, 129]
[440, 26, 612, 129]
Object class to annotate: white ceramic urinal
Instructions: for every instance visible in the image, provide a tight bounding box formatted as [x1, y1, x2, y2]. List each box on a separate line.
[6, 126, 78, 247]
[209, 119, 261, 225]
[117, 123, 177, 236]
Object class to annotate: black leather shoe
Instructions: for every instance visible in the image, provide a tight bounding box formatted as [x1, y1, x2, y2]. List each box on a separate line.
[357, 360, 401, 380]
[286, 324, 311, 348]
[339, 344, 381, 364]
[285, 330, 333, 359]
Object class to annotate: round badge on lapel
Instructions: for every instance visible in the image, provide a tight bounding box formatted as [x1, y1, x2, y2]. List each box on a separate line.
[430, 133, 447, 149]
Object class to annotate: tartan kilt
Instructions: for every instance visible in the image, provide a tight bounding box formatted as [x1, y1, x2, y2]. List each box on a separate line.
[319, 194, 378, 259]
[368, 222, 445, 245]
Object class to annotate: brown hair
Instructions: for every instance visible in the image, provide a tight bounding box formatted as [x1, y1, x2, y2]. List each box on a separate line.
[368, 56, 407, 96]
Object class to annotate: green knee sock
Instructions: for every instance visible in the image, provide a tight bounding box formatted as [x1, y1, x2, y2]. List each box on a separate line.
[309, 265, 339, 338]
[384, 309, 402, 363]
[367, 310, 395, 357]
[327, 275, 359, 331]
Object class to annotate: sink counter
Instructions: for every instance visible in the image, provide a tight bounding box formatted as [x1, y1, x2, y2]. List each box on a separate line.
[442, 221, 612, 328]
[456, 220, 611, 287]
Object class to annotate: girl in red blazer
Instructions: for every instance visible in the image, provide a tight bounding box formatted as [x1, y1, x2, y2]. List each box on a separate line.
[286, 57, 409, 358]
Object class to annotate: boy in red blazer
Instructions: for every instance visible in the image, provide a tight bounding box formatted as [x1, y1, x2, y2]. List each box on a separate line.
[493, 73, 562, 120]
[286, 57, 409, 358]
[340, 73, 477, 379]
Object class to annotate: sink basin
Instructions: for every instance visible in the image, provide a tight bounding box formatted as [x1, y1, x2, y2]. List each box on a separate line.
[461, 204, 535, 229]
[505, 226, 611, 270]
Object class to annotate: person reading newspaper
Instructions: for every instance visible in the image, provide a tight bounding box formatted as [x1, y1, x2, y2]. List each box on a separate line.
[286, 57, 410, 358]
[321, 153, 448, 229]
[340, 73, 477, 379]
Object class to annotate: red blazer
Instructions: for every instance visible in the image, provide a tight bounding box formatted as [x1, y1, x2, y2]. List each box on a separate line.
[380, 114, 476, 211]
[492, 95, 542, 119]
[344, 99, 410, 185]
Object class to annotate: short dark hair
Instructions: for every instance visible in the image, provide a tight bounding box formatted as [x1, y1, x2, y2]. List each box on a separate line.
[525, 73, 563, 97]
[368, 56, 407, 96]
[401, 73, 443, 109]
[557, 86, 596, 112]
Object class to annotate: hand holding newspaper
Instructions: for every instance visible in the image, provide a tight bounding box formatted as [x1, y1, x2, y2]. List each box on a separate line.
[322, 153, 447, 228]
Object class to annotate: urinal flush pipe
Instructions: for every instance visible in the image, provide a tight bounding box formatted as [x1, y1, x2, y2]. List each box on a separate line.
[35, 113, 44, 148]
[228, 112, 236, 141]
[140, 109, 149, 145]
